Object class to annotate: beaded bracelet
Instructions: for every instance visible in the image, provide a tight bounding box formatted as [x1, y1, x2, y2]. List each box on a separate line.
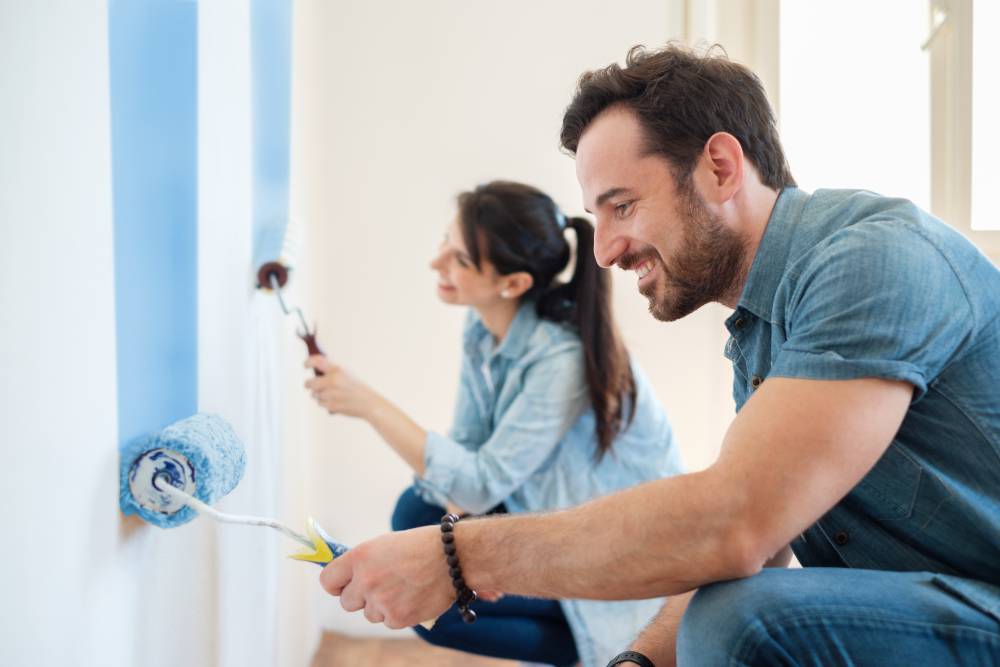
[606, 650, 656, 667]
[440, 512, 477, 623]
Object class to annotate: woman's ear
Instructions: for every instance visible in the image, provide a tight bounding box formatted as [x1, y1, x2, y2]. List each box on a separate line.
[500, 272, 533, 299]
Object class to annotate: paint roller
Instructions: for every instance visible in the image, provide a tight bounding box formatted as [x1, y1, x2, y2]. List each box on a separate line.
[119, 413, 346, 565]
[255, 221, 325, 376]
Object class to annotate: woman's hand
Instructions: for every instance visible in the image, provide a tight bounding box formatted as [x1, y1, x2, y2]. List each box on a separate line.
[305, 356, 429, 474]
[304, 355, 379, 419]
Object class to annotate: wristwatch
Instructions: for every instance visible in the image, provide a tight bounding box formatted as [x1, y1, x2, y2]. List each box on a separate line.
[606, 650, 655, 667]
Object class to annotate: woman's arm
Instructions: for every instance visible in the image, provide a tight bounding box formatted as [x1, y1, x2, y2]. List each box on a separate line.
[418, 344, 587, 513]
[305, 356, 427, 474]
[306, 343, 588, 515]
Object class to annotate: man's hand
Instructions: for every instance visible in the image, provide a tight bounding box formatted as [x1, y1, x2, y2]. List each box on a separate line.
[320, 525, 454, 628]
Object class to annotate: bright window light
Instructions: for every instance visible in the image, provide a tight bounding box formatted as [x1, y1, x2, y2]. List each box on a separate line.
[780, 1, 930, 210]
[972, 0, 999, 230]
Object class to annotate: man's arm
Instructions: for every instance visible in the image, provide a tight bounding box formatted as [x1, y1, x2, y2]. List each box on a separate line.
[627, 546, 793, 667]
[459, 377, 910, 598]
[320, 376, 911, 627]
[628, 591, 695, 667]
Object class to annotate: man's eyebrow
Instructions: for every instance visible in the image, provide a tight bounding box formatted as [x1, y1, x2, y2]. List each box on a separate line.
[585, 187, 630, 214]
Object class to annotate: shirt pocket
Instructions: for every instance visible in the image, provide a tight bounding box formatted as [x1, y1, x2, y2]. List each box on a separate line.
[847, 441, 955, 527]
[850, 442, 922, 521]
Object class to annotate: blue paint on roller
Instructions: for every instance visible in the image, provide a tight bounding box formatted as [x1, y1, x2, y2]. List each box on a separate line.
[120, 414, 246, 528]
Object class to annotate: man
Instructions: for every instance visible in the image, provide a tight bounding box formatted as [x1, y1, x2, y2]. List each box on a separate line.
[320, 44, 1000, 666]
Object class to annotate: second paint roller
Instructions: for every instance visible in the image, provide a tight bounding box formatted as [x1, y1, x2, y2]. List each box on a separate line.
[120, 413, 347, 564]
[255, 220, 326, 376]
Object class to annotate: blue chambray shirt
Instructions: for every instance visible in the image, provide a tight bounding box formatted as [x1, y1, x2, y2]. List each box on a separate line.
[415, 302, 684, 667]
[728, 187, 1000, 620]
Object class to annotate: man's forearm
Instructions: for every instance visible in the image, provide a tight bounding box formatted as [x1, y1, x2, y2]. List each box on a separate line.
[627, 545, 791, 665]
[458, 469, 757, 600]
[630, 591, 695, 667]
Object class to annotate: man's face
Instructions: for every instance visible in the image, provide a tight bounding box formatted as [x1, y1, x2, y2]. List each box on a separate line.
[576, 107, 746, 321]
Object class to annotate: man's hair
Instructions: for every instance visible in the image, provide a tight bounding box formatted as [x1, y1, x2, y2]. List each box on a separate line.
[561, 43, 796, 190]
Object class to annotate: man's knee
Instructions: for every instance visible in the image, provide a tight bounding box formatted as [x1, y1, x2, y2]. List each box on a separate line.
[677, 571, 803, 666]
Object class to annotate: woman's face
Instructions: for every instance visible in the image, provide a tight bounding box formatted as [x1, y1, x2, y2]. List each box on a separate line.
[429, 217, 505, 307]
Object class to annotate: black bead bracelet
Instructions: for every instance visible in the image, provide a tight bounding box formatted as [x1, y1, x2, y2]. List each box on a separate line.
[440, 512, 477, 623]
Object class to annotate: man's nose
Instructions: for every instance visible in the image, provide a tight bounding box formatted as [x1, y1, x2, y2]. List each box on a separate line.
[593, 220, 627, 269]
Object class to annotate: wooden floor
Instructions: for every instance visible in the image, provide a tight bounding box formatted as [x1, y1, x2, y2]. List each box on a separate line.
[309, 630, 522, 667]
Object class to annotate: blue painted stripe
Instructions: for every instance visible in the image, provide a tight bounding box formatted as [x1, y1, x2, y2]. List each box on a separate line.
[251, 0, 294, 269]
[109, 0, 199, 450]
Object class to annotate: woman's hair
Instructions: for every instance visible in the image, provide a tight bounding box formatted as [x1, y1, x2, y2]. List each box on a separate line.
[456, 180, 635, 458]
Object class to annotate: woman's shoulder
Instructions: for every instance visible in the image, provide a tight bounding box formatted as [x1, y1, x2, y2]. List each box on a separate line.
[523, 317, 583, 360]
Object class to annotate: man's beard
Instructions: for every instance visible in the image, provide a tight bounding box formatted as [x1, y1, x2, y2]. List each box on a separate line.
[636, 186, 748, 322]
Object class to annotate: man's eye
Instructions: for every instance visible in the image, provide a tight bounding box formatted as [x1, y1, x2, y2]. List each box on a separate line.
[614, 202, 632, 218]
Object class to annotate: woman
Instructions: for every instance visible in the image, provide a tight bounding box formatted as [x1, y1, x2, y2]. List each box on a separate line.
[305, 181, 683, 667]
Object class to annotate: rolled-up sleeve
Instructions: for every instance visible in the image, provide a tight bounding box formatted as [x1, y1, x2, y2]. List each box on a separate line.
[415, 344, 588, 514]
[770, 221, 974, 400]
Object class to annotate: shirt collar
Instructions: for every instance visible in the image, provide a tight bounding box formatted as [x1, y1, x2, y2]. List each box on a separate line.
[734, 187, 812, 323]
[463, 300, 539, 361]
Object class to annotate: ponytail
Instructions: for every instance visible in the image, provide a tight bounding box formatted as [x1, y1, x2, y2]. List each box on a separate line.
[538, 217, 636, 458]
[458, 181, 636, 459]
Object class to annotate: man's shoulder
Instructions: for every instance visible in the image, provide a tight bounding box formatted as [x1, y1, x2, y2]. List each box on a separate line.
[773, 191, 971, 324]
[802, 189, 933, 235]
[790, 189, 962, 278]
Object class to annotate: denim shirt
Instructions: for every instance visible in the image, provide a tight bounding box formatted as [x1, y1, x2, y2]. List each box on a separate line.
[415, 303, 684, 667]
[727, 187, 1000, 619]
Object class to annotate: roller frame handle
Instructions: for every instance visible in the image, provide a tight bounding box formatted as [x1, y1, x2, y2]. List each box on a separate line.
[310, 540, 349, 567]
[299, 329, 325, 377]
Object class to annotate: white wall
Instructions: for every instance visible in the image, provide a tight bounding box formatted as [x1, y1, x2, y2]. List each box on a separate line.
[0, 4, 314, 665]
[292, 0, 736, 638]
[0, 3, 133, 665]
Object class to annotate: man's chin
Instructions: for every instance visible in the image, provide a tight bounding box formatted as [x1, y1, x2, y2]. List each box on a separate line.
[644, 292, 676, 322]
[648, 301, 681, 322]
[645, 288, 703, 322]
[640, 283, 679, 322]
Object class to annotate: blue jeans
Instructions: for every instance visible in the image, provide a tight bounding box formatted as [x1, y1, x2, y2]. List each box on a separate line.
[391, 486, 579, 666]
[677, 567, 1000, 666]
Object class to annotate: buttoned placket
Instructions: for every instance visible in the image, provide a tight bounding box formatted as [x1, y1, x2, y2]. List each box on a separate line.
[727, 312, 769, 398]
[726, 313, 753, 393]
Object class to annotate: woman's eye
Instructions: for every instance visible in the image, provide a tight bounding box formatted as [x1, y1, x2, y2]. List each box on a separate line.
[456, 256, 469, 268]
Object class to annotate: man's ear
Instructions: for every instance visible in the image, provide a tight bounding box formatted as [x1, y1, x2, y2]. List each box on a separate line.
[696, 132, 745, 204]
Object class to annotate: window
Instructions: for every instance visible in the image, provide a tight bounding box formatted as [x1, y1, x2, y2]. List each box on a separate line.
[779, 1, 931, 209]
[927, 0, 999, 249]
[971, 0, 998, 231]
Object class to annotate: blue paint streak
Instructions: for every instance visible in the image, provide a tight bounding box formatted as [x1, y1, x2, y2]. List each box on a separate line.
[109, 0, 198, 447]
[251, 0, 294, 269]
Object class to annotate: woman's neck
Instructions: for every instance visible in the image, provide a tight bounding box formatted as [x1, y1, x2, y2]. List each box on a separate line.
[475, 299, 521, 343]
